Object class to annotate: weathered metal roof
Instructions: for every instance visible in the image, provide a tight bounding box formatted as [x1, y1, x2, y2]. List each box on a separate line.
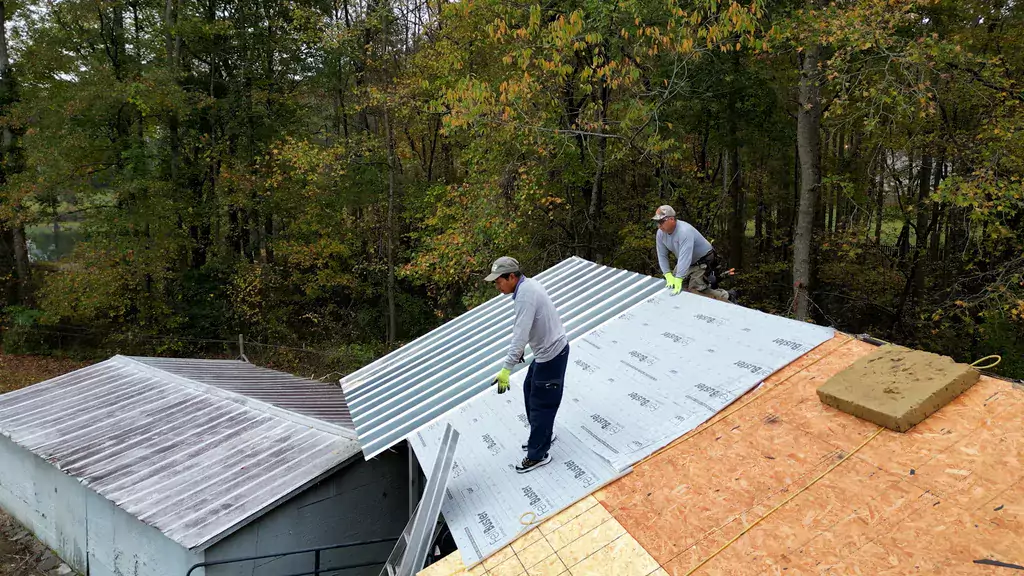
[0, 356, 361, 551]
[131, 357, 354, 430]
[341, 257, 663, 459]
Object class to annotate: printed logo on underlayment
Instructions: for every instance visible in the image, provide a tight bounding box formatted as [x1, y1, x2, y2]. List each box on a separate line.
[574, 359, 597, 374]
[516, 413, 530, 429]
[590, 413, 625, 434]
[446, 487, 455, 501]
[452, 460, 466, 479]
[481, 433, 501, 456]
[695, 383, 727, 400]
[694, 313, 725, 326]
[564, 460, 596, 487]
[662, 332, 694, 346]
[628, 392, 662, 412]
[477, 511, 501, 544]
[735, 360, 770, 376]
[521, 485, 551, 514]
[772, 337, 808, 352]
[628, 350, 658, 367]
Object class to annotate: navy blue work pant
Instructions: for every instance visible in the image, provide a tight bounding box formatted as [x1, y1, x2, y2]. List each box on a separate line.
[523, 342, 569, 461]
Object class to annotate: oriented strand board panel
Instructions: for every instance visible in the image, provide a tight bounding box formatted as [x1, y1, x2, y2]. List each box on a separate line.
[598, 339, 1024, 576]
[817, 344, 980, 432]
[413, 290, 833, 567]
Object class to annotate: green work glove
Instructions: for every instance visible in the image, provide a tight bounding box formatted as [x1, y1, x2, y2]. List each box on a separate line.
[493, 368, 511, 394]
[664, 273, 683, 295]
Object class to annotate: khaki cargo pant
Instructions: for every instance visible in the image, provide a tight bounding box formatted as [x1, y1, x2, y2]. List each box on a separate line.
[682, 263, 730, 302]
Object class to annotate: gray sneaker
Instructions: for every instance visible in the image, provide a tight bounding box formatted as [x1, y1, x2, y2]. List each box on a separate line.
[522, 434, 557, 451]
[515, 454, 552, 474]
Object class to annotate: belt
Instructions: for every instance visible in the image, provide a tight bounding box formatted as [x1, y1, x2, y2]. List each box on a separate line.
[695, 249, 717, 267]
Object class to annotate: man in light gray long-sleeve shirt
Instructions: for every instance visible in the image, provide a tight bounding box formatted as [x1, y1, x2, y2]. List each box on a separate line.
[652, 205, 732, 301]
[486, 256, 569, 474]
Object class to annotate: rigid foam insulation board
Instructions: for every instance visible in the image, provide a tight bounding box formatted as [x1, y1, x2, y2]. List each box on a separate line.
[816, 344, 980, 432]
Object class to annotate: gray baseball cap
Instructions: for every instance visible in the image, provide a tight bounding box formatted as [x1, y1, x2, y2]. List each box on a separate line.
[484, 256, 520, 281]
[652, 205, 676, 221]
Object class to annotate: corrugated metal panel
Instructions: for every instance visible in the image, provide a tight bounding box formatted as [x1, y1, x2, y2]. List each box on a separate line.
[0, 356, 361, 551]
[132, 357, 354, 430]
[341, 257, 663, 459]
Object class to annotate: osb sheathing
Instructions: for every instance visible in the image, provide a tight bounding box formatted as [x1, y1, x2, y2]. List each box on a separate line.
[419, 335, 1024, 576]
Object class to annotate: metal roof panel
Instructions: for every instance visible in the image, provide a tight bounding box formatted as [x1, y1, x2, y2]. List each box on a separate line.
[341, 257, 663, 458]
[0, 356, 361, 551]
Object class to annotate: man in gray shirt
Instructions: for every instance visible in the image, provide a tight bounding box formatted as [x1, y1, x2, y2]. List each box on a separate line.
[486, 256, 569, 473]
[652, 205, 733, 302]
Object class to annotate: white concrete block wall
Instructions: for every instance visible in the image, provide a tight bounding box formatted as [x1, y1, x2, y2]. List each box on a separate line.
[85, 489, 203, 576]
[0, 437, 204, 576]
[0, 437, 88, 571]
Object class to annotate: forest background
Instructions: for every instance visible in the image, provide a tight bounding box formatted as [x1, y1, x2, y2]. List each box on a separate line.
[1, 0, 1022, 379]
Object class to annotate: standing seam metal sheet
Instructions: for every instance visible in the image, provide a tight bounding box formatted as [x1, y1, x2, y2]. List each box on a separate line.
[342, 257, 664, 458]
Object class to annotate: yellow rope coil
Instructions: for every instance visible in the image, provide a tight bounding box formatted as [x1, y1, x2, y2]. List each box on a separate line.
[970, 355, 1002, 370]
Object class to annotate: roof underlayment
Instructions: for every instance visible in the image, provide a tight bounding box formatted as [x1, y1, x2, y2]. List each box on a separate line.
[418, 335, 1024, 576]
[411, 287, 833, 566]
[0, 356, 361, 551]
[341, 257, 664, 459]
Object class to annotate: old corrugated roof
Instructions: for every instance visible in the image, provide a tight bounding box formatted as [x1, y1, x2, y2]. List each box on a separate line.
[0, 356, 361, 551]
[341, 257, 664, 459]
[132, 356, 354, 429]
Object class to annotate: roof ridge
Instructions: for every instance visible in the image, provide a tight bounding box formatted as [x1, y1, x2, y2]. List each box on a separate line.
[111, 355, 357, 440]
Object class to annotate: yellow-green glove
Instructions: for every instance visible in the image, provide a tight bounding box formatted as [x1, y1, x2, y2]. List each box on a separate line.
[493, 368, 511, 394]
[664, 273, 683, 295]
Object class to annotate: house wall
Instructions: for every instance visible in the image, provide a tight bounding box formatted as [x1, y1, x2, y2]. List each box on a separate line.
[84, 488, 204, 576]
[0, 437, 203, 576]
[0, 436, 89, 571]
[205, 447, 410, 576]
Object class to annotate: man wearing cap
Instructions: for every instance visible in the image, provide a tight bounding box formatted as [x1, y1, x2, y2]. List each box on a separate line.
[486, 256, 570, 474]
[652, 205, 733, 302]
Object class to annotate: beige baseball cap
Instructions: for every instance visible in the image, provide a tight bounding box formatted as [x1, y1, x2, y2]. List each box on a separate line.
[484, 256, 521, 281]
[651, 205, 676, 221]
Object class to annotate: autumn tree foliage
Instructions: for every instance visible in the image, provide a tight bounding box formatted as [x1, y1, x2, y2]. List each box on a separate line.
[0, 0, 1021, 377]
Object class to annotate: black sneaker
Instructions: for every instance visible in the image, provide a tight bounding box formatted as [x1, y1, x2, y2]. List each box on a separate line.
[521, 434, 557, 451]
[515, 454, 552, 474]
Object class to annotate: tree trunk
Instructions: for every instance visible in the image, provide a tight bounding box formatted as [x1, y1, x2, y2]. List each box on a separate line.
[781, 137, 798, 260]
[0, 0, 30, 303]
[383, 106, 398, 345]
[874, 158, 884, 244]
[793, 43, 822, 321]
[754, 179, 764, 256]
[264, 215, 275, 263]
[728, 144, 744, 269]
[587, 83, 608, 262]
[164, 0, 180, 183]
[929, 157, 944, 261]
[910, 155, 932, 304]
